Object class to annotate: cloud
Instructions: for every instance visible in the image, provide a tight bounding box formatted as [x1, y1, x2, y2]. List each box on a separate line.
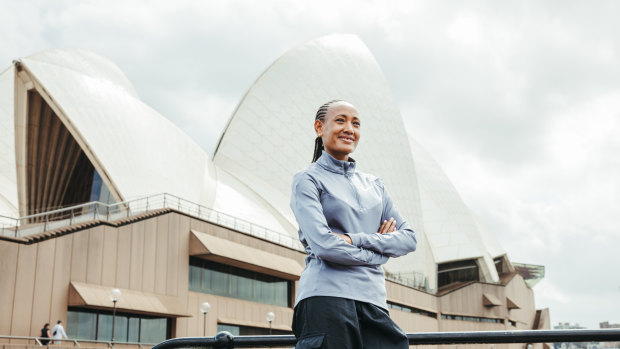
[2, 0, 619, 329]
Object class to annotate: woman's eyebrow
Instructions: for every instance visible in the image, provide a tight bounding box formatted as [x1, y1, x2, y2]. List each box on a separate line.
[335, 113, 359, 119]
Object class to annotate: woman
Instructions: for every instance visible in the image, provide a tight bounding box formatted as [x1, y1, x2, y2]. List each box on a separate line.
[290, 100, 417, 348]
[40, 323, 51, 346]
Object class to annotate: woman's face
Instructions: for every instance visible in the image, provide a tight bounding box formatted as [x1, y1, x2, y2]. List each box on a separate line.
[315, 101, 361, 161]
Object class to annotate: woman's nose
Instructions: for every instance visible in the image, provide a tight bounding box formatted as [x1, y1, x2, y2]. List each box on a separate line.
[343, 122, 354, 133]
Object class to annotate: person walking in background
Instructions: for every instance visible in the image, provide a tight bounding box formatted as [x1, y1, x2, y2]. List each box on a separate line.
[51, 320, 67, 345]
[39, 323, 51, 346]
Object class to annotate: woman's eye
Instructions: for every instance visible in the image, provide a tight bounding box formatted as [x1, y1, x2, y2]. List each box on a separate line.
[353, 122, 361, 127]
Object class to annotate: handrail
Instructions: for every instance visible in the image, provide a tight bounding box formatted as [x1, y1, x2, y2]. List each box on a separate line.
[151, 329, 620, 349]
[0, 335, 156, 348]
[0, 192, 426, 290]
[0, 193, 305, 252]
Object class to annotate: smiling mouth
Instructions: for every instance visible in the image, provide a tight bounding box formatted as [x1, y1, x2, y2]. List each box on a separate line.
[339, 136, 355, 143]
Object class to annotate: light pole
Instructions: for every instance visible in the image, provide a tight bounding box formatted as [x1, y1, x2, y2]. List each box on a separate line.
[109, 288, 122, 343]
[200, 302, 211, 336]
[266, 312, 275, 335]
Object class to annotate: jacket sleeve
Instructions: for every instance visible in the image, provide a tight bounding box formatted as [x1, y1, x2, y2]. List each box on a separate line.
[291, 173, 388, 266]
[348, 179, 417, 257]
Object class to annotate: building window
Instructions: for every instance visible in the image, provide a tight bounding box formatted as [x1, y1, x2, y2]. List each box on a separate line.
[66, 308, 169, 343]
[89, 170, 115, 204]
[387, 301, 437, 318]
[494, 256, 511, 275]
[441, 314, 504, 324]
[217, 323, 291, 336]
[437, 259, 479, 288]
[189, 257, 290, 307]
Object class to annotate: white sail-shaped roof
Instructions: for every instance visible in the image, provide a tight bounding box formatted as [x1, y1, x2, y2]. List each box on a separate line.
[213, 34, 427, 276]
[18, 49, 216, 205]
[0, 37, 512, 290]
[409, 136, 505, 281]
[0, 67, 18, 218]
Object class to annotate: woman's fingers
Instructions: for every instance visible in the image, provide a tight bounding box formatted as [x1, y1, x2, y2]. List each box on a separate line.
[388, 218, 396, 232]
[378, 220, 387, 234]
[379, 218, 396, 234]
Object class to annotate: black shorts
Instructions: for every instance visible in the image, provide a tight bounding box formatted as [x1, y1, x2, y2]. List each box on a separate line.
[292, 296, 409, 349]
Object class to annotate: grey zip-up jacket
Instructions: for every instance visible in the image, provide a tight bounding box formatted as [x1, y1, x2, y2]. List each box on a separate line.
[290, 151, 417, 310]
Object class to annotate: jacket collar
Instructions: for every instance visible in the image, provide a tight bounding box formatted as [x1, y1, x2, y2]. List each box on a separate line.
[316, 150, 356, 175]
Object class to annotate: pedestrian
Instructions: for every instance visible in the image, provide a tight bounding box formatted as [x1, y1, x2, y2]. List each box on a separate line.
[51, 320, 67, 345]
[290, 100, 417, 348]
[39, 323, 51, 345]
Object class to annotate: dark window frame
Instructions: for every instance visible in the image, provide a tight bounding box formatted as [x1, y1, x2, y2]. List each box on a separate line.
[67, 307, 171, 343]
[189, 257, 292, 308]
[437, 259, 480, 288]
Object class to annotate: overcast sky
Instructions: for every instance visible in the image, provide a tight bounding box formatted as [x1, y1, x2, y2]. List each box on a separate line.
[2, 0, 619, 329]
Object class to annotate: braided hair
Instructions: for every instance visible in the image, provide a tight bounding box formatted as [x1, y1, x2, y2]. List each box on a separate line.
[312, 100, 343, 162]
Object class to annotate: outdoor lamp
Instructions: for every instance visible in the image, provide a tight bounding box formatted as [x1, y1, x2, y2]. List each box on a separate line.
[266, 311, 275, 335]
[109, 288, 122, 342]
[109, 288, 122, 303]
[200, 302, 211, 336]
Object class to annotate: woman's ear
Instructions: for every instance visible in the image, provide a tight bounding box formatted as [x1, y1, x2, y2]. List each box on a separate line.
[314, 119, 323, 138]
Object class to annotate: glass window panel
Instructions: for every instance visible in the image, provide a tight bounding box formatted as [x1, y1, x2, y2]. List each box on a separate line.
[128, 317, 139, 343]
[68, 309, 167, 343]
[97, 314, 112, 341]
[189, 258, 291, 307]
[67, 311, 97, 340]
[202, 268, 212, 291]
[229, 274, 240, 298]
[89, 171, 103, 202]
[239, 277, 253, 302]
[189, 265, 201, 291]
[98, 314, 128, 342]
[211, 269, 228, 295]
[96, 314, 129, 342]
[100, 179, 115, 204]
[140, 318, 167, 344]
[217, 324, 240, 336]
[259, 280, 270, 304]
[113, 316, 128, 342]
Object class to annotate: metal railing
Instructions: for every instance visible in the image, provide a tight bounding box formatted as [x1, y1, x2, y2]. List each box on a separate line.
[0, 193, 427, 290]
[0, 193, 304, 251]
[0, 335, 155, 348]
[152, 329, 620, 349]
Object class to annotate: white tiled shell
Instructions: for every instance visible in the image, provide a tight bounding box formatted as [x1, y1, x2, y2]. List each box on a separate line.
[409, 136, 504, 282]
[20, 49, 216, 206]
[0, 66, 18, 218]
[213, 34, 428, 276]
[0, 41, 510, 288]
[213, 166, 296, 235]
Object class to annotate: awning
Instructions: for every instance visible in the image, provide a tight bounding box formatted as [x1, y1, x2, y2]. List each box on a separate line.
[482, 293, 503, 307]
[506, 296, 521, 309]
[189, 230, 303, 280]
[69, 282, 191, 317]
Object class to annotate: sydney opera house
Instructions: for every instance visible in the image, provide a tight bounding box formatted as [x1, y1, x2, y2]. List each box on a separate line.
[0, 34, 549, 347]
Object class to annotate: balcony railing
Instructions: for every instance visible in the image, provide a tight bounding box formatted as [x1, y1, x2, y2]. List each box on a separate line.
[0, 192, 426, 290]
[0, 193, 304, 251]
[152, 329, 620, 348]
[0, 335, 155, 348]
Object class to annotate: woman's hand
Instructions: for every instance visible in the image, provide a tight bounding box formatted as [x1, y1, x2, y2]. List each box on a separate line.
[333, 233, 353, 244]
[378, 218, 396, 234]
[331, 218, 396, 245]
